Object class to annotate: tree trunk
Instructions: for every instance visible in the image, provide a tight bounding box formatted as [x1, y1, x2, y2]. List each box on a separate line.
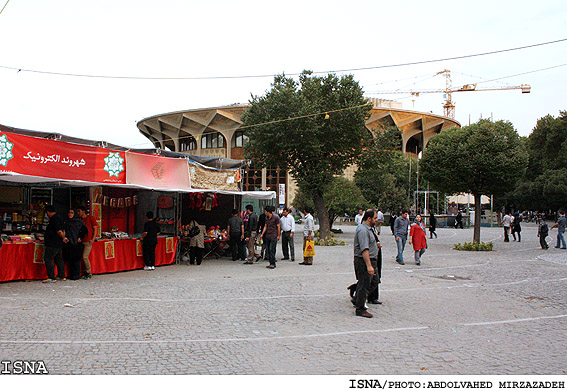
[473, 192, 482, 243]
[313, 193, 331, 240]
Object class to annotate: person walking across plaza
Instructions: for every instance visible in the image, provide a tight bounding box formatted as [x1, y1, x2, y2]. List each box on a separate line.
[260, 206, 281, 269]
[428, 212, 437, 239]
[142, 211, 160, 270]
[280, 207, 295, 262]
[42, 205, 69, 283]
[63, 208, 87, 280]
[352, 210, 378, 318]
[300, 207, 315, 265]
[409, 214, 427, 265]
[550, 210, 566, 249]
[455, 211, 464, 229]
[354, 209, 364, 226]
[512, 212, 522, 242]
[375, 208, 384, 235]
[502, 212, 512, 242]
[76, 205, 97, 279]
[394, 210, 409, 265]
[537, 217, 549, 250]
[257, 210, 267, 260]
[227, 209, 246, 262]
[243, 205, 260, 264]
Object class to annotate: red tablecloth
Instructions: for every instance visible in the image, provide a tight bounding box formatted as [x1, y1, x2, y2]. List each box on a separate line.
[0, 236, 177, 282]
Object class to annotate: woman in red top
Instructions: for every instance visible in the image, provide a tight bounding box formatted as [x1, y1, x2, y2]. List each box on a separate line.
[409, 214, 427, 265]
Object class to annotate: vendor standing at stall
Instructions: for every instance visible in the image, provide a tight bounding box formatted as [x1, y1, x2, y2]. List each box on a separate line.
[227, 209, 246, 262]
[63, 209, 87, 280]
[76, 205, 98, 279]
[43, 205, 69, 283]
[142, 211, 160, 271]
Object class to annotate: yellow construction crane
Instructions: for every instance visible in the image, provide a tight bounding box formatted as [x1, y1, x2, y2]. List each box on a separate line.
[374, 69, 531, 119]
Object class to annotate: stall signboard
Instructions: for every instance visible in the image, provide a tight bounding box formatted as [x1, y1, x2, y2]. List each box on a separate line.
[0, 131, 126, 184]
[188, 161, 240, 191]
[33, 244, 44, 264]
[136, 240, 143, 257]
[104, 241, 115, 260]
[166, 237, 174, 253]
[125, 152, 190, 191]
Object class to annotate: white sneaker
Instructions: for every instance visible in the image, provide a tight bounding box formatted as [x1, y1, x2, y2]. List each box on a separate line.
[150, 266, 155, 270]
[144, 266, 150, 270]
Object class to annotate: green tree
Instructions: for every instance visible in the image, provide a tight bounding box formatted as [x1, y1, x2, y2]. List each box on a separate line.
[292, 177, 368, 230]
[420, 119, 527, 243]
[507, 111, 567, 212]
[355, 126, 413, 213]
[242, 71, 372, 239]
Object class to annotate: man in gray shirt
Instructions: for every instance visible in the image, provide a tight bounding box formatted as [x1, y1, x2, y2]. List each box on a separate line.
[551, 210, 566, 249]
[394, 210, 410, 265]
[353, 210, 378, 318]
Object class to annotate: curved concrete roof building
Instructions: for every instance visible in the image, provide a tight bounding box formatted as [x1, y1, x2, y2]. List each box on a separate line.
[137, 99, 460, 202]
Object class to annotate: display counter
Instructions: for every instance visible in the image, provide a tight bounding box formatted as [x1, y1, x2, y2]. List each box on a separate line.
[0, 236, 177, 282]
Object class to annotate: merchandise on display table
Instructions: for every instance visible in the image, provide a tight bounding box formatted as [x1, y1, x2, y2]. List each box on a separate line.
[101, 231, 130, 239]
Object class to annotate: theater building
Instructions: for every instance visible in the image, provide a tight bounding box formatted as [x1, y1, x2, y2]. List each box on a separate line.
[137, 99, 460, 205]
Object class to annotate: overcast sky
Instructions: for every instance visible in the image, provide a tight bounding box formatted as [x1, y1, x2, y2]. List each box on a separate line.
[0, 0, 565, 148]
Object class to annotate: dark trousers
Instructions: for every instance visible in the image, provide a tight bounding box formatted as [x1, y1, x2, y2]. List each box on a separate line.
[142, 241, 157, 267]
[281, 231, 295, 260]
[265, 237, 277, 265]
[504, 227, 509, 242]
[354, 256, 376, 314]
[539, 234, 548, 249]
[44, 246, 66, 279]
[367, 250, 382, 302]
[190, 246, 203, 265]
[229, 235, 246, 261]
[63, 243, 84, 280]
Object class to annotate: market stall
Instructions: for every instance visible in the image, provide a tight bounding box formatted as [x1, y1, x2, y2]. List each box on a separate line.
[0, 125, 274, 282]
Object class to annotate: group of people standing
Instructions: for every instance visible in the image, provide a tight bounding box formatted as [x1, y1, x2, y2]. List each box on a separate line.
[42, 205, 97, 283]
[501, 211, 523, 242]
[225, 205, 316, 269]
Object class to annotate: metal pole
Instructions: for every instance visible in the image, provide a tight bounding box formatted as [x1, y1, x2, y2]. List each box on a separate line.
[490, 195, 494, 228]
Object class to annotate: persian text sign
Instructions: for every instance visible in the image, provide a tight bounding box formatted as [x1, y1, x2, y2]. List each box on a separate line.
[126, 152, 191, 191]
[188, 161, 240, 191]
[0, 131, 125, 183]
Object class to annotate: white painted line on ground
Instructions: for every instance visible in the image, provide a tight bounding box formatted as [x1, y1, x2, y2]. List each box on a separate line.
[0, 326, 430, 345]
[460, 314, 567, 326]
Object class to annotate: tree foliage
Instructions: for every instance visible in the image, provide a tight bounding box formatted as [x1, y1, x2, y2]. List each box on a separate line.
[292, 177, 368, 230]
[420, 119, 527, 242]
[242, 71, 372, 239]
[355, 126, 414, 213]
[506, 111, 567, 212]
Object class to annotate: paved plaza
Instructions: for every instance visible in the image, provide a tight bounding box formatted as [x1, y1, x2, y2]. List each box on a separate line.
[1, 223, 566, 375]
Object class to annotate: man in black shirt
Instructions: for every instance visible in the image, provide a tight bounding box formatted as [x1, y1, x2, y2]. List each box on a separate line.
[227, 209, 245, 262]
[142, 211, 160, 270]
[43, 205, 69, 282]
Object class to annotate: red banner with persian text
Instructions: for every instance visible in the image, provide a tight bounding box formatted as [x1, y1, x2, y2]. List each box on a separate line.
[0, 131, 126, 184]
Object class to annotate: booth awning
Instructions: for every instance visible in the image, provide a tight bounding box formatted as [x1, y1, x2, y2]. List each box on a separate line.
[0, 128, 274, 199]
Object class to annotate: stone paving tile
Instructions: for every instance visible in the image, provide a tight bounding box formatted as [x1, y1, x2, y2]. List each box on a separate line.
[0, 224, 566, 375]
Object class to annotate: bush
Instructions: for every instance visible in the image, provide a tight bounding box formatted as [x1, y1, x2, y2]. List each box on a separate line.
[453, 242, 493, 251]
[314, 230, 334, 238]
[314, 238, 346, 246]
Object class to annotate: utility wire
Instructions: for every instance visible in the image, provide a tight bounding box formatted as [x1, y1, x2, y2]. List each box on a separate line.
[0, 0, 10, 16]
[365, 62, 567, 94]
[0, 38, 566, 80]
